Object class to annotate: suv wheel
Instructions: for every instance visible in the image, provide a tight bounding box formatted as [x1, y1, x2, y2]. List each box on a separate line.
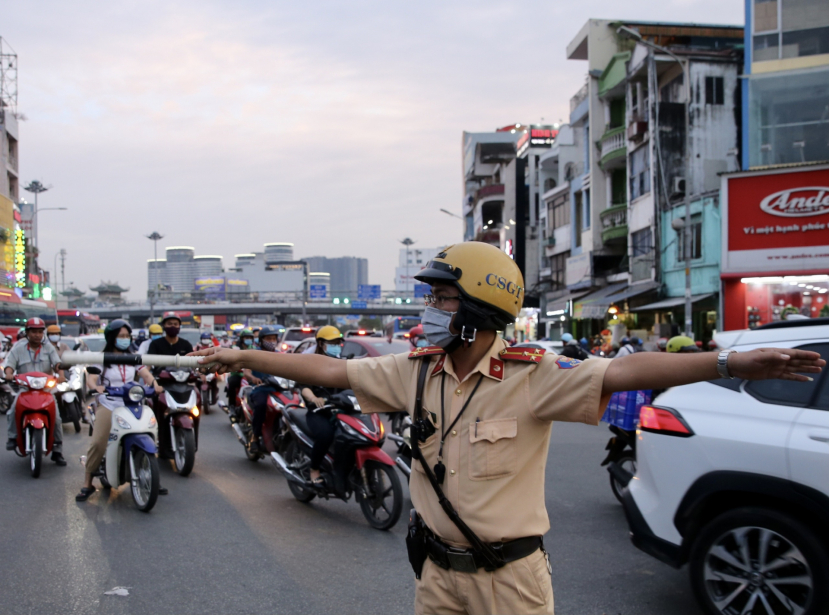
[689, 508, 828, 615]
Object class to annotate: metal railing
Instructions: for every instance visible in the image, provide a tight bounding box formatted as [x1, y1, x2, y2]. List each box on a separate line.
[599, 126, 626, 162]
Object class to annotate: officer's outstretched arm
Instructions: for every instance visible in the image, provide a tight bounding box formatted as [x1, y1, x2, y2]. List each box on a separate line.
[602, 347, 824, 395]
[188, 347, 350, 389]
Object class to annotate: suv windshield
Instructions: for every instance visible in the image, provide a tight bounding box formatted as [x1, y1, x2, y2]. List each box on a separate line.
[284, 330, 315, 342]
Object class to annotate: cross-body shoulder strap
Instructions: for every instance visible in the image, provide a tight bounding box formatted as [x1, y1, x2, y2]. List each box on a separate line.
[411, 357, 504, 571]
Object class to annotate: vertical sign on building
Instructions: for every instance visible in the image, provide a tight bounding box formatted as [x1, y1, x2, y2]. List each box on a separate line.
[14, 228, 25, 288]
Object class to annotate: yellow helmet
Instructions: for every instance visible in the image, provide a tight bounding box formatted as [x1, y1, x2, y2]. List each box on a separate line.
[415, 242, 523, 328]
[316, 325, 343, 341]
[46, 324, 61, 335]
[149, 324, 163, 334]
[666, 335, 698, 353]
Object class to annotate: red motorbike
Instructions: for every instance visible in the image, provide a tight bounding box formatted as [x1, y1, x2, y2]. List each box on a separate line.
[10, 372, 59, 478]
[232, 374, 301, 461]
[272, 391, 403, 530]
[198, 372, 219, 415]
[153, 367, 201, 476]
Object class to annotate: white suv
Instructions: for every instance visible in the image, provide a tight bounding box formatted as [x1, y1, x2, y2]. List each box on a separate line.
[614, 319, 829, 615]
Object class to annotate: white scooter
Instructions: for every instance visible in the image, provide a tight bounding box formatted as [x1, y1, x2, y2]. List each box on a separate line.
[55, 365, 85, 433]
[85, 371, 160, 512]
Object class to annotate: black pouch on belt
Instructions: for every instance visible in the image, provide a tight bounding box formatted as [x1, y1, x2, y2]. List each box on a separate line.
[406, 508, 428, 579]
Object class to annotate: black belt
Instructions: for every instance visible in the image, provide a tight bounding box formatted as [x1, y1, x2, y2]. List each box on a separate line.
[424, 530, 543, 573]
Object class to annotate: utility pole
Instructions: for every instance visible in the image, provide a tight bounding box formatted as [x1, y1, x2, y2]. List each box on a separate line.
[399, 238, 415, 299]
[617, 26, 693, 336]
[146, 231, 163, 321]
[59, 249, 66, 292]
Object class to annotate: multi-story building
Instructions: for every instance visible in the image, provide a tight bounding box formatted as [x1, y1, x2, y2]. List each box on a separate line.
[395, 247, 440, 294]
[1, 38, 20, 287]
[563, 20, 743, 343]
[304, 256, 368, 296]
[719, 0, 829, 330]
[163, 247, 196, 293]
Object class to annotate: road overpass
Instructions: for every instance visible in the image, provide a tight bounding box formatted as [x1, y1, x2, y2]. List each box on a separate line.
[85, 301, 423, 326]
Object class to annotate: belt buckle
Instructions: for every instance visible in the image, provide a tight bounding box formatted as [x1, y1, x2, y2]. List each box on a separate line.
[446, 548, 478, 573]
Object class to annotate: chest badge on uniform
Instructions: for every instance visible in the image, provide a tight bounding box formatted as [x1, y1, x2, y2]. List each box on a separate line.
[489, 357, 504, 380]
[555, 356, 582, 369]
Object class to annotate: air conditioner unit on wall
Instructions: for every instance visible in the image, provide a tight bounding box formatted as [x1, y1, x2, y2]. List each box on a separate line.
[627, 121, 648, 141]
[672, 177, 686, 196]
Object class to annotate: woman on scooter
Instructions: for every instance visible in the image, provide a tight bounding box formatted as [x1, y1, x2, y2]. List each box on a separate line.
[76, 320, 164, 502]
[299, 326, 345, 486]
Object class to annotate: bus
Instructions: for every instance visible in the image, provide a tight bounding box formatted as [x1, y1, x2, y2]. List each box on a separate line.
[384, 316, 421, 340]
[57, 310, 102, 336]
[0, 290, 57, 338]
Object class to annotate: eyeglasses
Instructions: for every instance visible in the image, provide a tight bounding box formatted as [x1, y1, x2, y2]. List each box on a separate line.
[423, 294, 461, 308]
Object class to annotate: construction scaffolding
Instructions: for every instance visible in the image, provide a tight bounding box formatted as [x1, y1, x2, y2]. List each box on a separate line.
[0, 37, 18, 112]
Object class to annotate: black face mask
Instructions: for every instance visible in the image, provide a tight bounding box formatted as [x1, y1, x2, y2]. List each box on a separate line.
[164, 326, 180, 338]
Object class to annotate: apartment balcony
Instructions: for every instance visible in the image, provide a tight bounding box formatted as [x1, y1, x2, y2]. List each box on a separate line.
[5, 152, 18, 176]
[600, 203, 627, 245]
[599, 126, 626, 169]
[475, 183, 504, 201]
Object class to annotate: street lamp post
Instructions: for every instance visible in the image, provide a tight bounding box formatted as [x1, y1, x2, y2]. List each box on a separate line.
[23, 181, 67, 251]
[146, 231, 164, 321]
[617, 26, 693, 336]
[399, 238, 415, 300]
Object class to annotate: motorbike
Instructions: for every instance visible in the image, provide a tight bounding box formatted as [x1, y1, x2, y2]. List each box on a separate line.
[231, 374, 301, 461]
[386, 412, 412, 480]
[199, 372, 219, 415]
[55, 365, 84, 433]
[223, 375, 249, 422]
[154, 367, 200, 477]
[9, 372, 59, 478]
[0, 379, 13, 414]
[272, 390, 403, 530]
[600, 424, 637, 503]
[85, 375, 160, 512]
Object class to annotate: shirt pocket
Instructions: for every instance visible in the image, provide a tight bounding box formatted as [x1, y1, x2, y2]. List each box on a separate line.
[467, 417, 518, 481]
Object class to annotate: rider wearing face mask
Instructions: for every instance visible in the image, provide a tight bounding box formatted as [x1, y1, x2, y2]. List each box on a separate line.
[76, 320, 165, 501]
[146, 312, 194, 372]
[226, 329, 256, 418]
[137, 324, 163, 355]
[46, 324, 71, 358]
[407, 324, 429, 350]
[246, 325, 284, 453]
[299, 326, 345, 485]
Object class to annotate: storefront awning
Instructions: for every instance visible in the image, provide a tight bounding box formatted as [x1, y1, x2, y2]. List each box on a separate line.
[604, 281, 660, 304]
[545, 290, 590, 316]
[632, 293, 715, 312]
[572, 282, 627, 319]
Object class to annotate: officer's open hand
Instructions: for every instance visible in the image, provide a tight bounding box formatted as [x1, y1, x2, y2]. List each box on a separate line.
[728, 347, 825, 382]
[188, 347, 244, 375]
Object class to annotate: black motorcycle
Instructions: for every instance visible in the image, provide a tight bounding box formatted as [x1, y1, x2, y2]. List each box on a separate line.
[386, 412, 412, 481]
[272, 390, 403, 530]
[600, 425, 636, 503]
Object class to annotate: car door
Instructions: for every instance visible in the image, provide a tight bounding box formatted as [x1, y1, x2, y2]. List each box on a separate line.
[786, 343, 829, 497]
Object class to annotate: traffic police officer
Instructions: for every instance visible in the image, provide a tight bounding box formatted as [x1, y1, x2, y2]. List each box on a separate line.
[190, 242, 824, 615]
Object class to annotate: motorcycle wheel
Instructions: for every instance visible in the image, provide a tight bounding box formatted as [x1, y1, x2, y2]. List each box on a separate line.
[71, 400, 82, 433]
[284, 440, 315, 503]
[30, 428, 43, 478]
[0, 390, 11, 414]
[245, 440, 260, 462]
[202, 393, 210, 415]
[130, 448, 159, 512]
[172, 428, 196, 476]
[610, 452, 636, 504]
[359, 461, 403, 531]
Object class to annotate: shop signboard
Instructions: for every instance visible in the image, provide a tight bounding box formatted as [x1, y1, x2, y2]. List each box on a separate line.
[722, 165, 829, 275]
[195, 276, 226, 300]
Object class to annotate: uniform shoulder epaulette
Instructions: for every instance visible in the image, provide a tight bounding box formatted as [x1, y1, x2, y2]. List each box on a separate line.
[498, 347, 546, 363]
[408, 346, 447, 359]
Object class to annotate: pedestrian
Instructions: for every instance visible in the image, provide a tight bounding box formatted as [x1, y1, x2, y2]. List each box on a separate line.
[190, 242, 824, 615]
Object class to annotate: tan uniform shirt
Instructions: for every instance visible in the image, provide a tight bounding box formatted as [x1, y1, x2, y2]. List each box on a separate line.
[347, 336, 611, 547]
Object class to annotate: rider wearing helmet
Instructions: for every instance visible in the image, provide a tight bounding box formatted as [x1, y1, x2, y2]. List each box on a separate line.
[16, 327, 25, 341]
[560, 332, 589, 361]
[76, 319, 164, 501]
[614, 336, 638, 358]
[407, 324, 428, 349]
[247, 325, 286, 453]
[146, 312, 193, 368]
[196, 331, 214, 351]
[4, 318, 67, 464]
[137, 323, 163, 355]
[666, 335, 700, 354]
[299, 326, 346, 484]
[226, 329, 257, 420]
[46, 324, 71, 358]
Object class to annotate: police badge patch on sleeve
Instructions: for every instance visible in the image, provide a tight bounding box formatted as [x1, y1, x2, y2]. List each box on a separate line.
[555, 356, 582, 369]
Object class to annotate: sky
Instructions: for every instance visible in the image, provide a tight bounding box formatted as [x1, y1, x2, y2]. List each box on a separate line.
[4, 0, 743, 301]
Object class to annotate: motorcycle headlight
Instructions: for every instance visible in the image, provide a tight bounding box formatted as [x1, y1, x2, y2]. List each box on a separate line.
[115, 416, 132, 429]
[348, 395, 361, 411]
[27, 377, 47, 390]
[128, 385, 144, 402]
[148, 414, 157, 428]
[56, 382, 69, 392]
[276, 377, 295, 389]
[172, 371, 190, 383]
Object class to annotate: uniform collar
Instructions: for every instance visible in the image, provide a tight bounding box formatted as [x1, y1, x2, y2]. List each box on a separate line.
[433, 336, 507, 382]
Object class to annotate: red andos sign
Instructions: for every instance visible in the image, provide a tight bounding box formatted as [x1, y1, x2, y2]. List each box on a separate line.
[728, 168, 829, 251]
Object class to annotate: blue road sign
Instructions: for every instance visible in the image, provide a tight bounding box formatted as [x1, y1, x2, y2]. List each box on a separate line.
[352, 301, 368, 309]
[309, 285, 327, 299]
[358, 284, 381, 300]
[413, 284, 430, 298]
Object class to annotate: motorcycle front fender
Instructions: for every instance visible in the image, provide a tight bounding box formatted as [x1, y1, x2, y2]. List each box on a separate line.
[122, 433, 158, 456]
[62, 392, 77, 403]
[171, 414, 194, 429]
[354, 446, 395, 469]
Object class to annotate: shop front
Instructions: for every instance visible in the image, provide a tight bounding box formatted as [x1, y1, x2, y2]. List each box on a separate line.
[721, 164, 829, 330]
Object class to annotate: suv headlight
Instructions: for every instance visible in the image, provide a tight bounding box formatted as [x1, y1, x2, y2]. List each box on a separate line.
[128, 385, 144, 402]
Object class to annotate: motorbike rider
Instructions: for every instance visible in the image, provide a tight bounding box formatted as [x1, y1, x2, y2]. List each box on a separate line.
[226, 328, 256, 417]
[408, 324, 428, 349]
[196, 331, 214, 350]
[4, 318, 67, 465]
[666, 335, 701, 354]
[298, 325, 345, 485]
[46, 324, 72, 358]
[146, 312, 194, 365]
[559, 333, 589, 361]
[247, 325, 284, 453]
[76, 319, 164, 501]
[137, 324, 163, 355]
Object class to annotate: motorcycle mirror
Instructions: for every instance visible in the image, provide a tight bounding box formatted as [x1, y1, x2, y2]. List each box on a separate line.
[86, 366, 102, 375]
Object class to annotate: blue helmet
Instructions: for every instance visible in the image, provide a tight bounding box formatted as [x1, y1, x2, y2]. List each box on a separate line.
[200, 331, 212, 340]
[258, 325, 282, 344]
[561, 333, 574, 343]
[620, 336, 631, 345]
